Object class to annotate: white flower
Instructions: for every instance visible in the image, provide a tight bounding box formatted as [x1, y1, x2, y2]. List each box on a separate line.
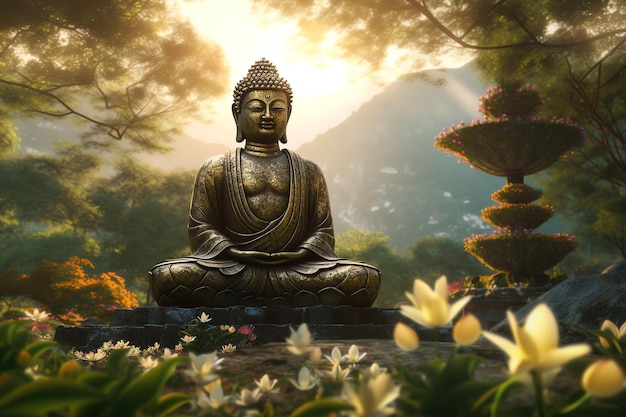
[74, 349, 107, 362]
[174, 343, 184, 352]
[197, 312, 212, 323]
[393, 322, 419, 351]
[324, 346, 344, 364]
[162, 348, 177, 360]
[138, 356, 159, 372]
[181, 335, 197, 344]
[113, 340, 130, 349]
[482, 303, 591, 376]
[286, 323, 313, 355]
[185, 351, 224, 384]
[255, 374, 278, 394]
[342, 372, 400, 417]
[289, 366, 319, 391]
[221, 343, 237, 353]
[100, 341, 114, 351]
[324, 362, 351, 382]
[233, 387, 263, 406]
[582, 359, 625, 398]
[127, 346, 141, 357]
[24, 308, 50, 322]
[453, 313, 482, 346]
[400, 276, 472, 328]
[345, 344, 367, 363]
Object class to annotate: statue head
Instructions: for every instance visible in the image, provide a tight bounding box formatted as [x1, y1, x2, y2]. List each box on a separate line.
[232, 58, 293, 144]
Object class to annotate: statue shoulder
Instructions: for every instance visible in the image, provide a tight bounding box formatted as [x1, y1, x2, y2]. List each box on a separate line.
[195, 152, 230, 178]
[286, 150, 325, 177]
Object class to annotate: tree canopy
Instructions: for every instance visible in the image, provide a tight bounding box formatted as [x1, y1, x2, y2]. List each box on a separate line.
[0, 0, 229, 152]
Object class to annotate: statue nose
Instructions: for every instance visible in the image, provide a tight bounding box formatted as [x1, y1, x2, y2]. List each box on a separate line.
[262, 107, 273, 119]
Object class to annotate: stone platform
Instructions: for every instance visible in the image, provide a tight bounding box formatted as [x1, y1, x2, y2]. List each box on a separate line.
[54, 306, 446, 351]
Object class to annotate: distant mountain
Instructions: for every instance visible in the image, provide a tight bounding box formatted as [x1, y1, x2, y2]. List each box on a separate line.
[296, 62, 505, 248]
[15, 119, 229, 171]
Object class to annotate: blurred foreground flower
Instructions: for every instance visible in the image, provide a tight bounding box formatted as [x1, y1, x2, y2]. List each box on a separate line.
[393, 322, 419, 351]
[400, 276, 472, 328]
[582, 359, 625, 398]
[24, 308, 50, 322]
[234, 387, 263, 407]
[185, 351, 223, 384]
[482, 303, 590, 376]
[453, 313, 482, 345]
[286, 323, 313, 355]
[342, 372, 400, 417]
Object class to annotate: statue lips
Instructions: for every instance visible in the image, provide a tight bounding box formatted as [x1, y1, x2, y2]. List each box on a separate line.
[260, 121, 275, 130]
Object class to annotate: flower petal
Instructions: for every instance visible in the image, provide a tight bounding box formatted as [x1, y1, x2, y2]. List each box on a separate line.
[482, 331, 519, 360]
[447, 295, 472, 324]
[400, 305, 429, 328]
[524, 303, 558, 351]
[434, 276, 449, 301]
[539, 344, 590, 370]
[394, 322, 419, 351]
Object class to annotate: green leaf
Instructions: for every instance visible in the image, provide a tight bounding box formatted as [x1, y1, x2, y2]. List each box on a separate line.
[111, 355, 188, 416]
[153, 392, 193, 416]
[289, 397, 354, 417]
[0, 378, 101, 416]
[25, 339, 58, 359]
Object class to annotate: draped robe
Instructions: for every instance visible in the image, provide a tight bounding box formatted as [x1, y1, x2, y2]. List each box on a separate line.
[149, 148, 380, 306]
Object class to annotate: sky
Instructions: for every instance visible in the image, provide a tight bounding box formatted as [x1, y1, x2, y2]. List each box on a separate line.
[177, 0, 391, 149]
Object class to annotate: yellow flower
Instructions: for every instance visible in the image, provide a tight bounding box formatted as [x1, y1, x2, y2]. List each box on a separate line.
[482, 303, 590, 376]
[599, 319, 626, 350]
[400, 276, 472, 328]
[582, 359, 625, 398]
[138, 356, 159, 372]
[58, 359, 81, 378]
[286, 323, 313, 355]
[393, 322, 419, 351]
[342, 372, 400, 417]
[453, 313, 482, 346]
[309, 346, 322, 363]
[233, 387, 263, 406]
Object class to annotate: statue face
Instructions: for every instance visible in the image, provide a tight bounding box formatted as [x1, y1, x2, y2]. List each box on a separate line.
[237, 89, 290, 143]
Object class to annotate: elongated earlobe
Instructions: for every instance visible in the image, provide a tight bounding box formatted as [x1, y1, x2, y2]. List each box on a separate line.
[232, 104, 244, 142]
[280, 133, 287, 144]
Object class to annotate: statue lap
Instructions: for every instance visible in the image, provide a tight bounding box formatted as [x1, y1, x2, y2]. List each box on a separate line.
[149, 260, 380, 307]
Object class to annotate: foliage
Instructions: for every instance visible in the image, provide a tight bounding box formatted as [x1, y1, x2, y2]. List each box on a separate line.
[491, 183, 542, 205]
[481, 204, 554, 230]
[478, 84, 544, 120]
[0, 257, 138, 323]
[464, 231, 578, 283]
[0, 0, 228, 151]
[407, 235, 489, 284]
[180, 315, 257, 354]
[335, 228, 412, 307]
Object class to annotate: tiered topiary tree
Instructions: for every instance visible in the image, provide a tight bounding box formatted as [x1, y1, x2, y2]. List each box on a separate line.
[435, 84, 586, 285]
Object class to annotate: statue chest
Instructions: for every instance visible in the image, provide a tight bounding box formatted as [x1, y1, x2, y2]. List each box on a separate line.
[240, 153, 291, 220]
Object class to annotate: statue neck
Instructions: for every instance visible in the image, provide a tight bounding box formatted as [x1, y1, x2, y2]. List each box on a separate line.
[244, 141, 282, 156]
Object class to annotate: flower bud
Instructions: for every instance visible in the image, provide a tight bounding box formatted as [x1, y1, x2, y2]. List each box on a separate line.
[453, 313, 482, 345]
[16, 350, 31, 367]
[582, 359, 625, 398]
[394, 322, 419, 351]
[58, 359, 81, 378]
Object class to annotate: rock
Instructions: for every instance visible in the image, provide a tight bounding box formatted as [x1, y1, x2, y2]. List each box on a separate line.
[491, 262, 626, 344]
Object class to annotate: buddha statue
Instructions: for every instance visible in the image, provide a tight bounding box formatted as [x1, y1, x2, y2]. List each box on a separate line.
[149, 58, 381, 307]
